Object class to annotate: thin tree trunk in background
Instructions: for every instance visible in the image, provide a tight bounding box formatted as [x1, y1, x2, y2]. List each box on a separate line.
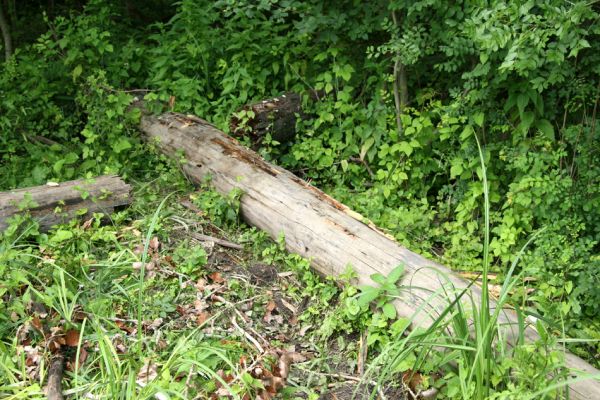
[398, 62, 408, 109]
[47, 0, 55, 19]
[391, 10, 408, 137]
[392, 59, 404, 136]
[0, 3, 13, 60]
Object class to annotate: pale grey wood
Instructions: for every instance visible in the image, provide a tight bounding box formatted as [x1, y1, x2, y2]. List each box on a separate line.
[0, 175, 131, 231]
[140, 112, 600, 399]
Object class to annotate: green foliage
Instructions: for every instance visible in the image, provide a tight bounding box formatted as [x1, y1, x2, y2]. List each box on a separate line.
[352, 265, 404, 321]
[1, 0, 600, 396]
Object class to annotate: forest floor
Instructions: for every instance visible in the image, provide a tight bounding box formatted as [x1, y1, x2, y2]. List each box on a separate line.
[0, 176, 409, 399]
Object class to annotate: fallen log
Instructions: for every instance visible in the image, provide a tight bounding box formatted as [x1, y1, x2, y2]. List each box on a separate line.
[0, 175, 132, 232]
[140, 112, 600, 399]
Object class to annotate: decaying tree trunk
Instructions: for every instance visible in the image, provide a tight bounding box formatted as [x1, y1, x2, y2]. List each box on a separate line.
[0, 175, 131, 231]
[140, 112, 600, 400]
[229, 93, 302, 146]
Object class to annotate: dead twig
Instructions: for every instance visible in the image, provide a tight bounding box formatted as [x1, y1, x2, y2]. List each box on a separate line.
[357, 330, 368, 376]
[230, 315, 264, 353]
[211, 294, 269, 348]
[304, 370, 387, 400]
[190, 232, 243, 250]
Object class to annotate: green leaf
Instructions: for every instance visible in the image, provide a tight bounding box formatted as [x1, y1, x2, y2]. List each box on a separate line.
[473, 112, 484, 127]
[450, 162, 464, 179]
[370, 273, 386, 285]
[360, 137, 375, 160]
[517, 93, 529, 117]
[112, 138, 132, 153]
[341, 159, 348, 172]
[51, 229, 73, 243]
[565, 281, 573, 294]
[519, 111, 535, 131]
[536, 119, 555, 140]
[460, 125, 474, 141]
[382, 302, 396, 319]
[387, 265, 405, 284]
[397, 141, 413, 156]
[72, 64, 83, 81]
[345, 297, 361, 316]
[357, 287, 380, 307]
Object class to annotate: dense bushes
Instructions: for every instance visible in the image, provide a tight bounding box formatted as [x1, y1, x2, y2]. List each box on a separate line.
[1, 0, 599, 356]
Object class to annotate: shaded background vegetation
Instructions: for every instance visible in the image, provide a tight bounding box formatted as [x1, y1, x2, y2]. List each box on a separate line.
[1, 0, 599, 360]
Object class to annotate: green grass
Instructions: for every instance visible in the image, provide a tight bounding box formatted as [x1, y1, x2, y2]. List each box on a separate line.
[361, 138, 582, 399]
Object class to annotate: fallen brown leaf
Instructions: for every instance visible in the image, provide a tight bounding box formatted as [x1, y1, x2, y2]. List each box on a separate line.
[136, 360, 158, 387]
[65, 329, 80, 347]
[196, 312, 210, 326]
[208, 272, 225, 284]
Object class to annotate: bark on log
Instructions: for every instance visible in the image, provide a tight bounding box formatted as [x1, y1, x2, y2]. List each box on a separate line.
[46, 354, 64, 400]
[229, 93, 302, 146]
[140, 112, 600, 399]
[0, 175, 132, 231]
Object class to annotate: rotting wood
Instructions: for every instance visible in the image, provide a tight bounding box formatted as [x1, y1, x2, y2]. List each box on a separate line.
[46, 354, 64, 400]
[230, 92, 302, 146]
[0, 175, 132, 231]
[140, 112, 600, 399]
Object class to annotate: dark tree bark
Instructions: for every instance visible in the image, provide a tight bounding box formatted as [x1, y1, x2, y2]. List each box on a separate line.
[46, 355, 64, 400]
[0, 2, 13, 60]
[230, 93, 303, 147]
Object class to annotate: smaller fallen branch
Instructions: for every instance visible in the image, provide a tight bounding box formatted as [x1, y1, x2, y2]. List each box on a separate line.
[0, 175, 131, 231]
[46, 354, 64, 400]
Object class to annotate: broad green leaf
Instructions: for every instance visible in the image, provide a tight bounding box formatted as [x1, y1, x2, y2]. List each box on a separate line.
[72, 64, 83, 81]
[360, 137, 375, 160]
[517, 93, 529, 117]
[397, 141, 413, 156]
[387, 265, 405, 284]
[382, 303, 396, 319]
[370, 273, 386, 285]
[341, 159, 348, 172]
[460, 125, 474, 140]
[357, 288, 380, 307]
[536, 119, 555, 140]
[113, 138, 132, 153]
[450, 162, 463, 179]
[473, 112, 484, 127]
[51, 229, 73, 243]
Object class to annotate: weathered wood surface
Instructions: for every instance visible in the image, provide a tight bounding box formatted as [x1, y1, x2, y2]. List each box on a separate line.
[140, 112, 600, 399]
[0, 175, 131, 231]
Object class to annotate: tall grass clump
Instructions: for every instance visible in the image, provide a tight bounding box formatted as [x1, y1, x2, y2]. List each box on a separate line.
[364, 138, 577, 399]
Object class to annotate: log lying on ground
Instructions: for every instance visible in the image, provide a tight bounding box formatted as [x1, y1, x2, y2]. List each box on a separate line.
[0, 175, 131, 231]
[140, 112, 600, 399]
